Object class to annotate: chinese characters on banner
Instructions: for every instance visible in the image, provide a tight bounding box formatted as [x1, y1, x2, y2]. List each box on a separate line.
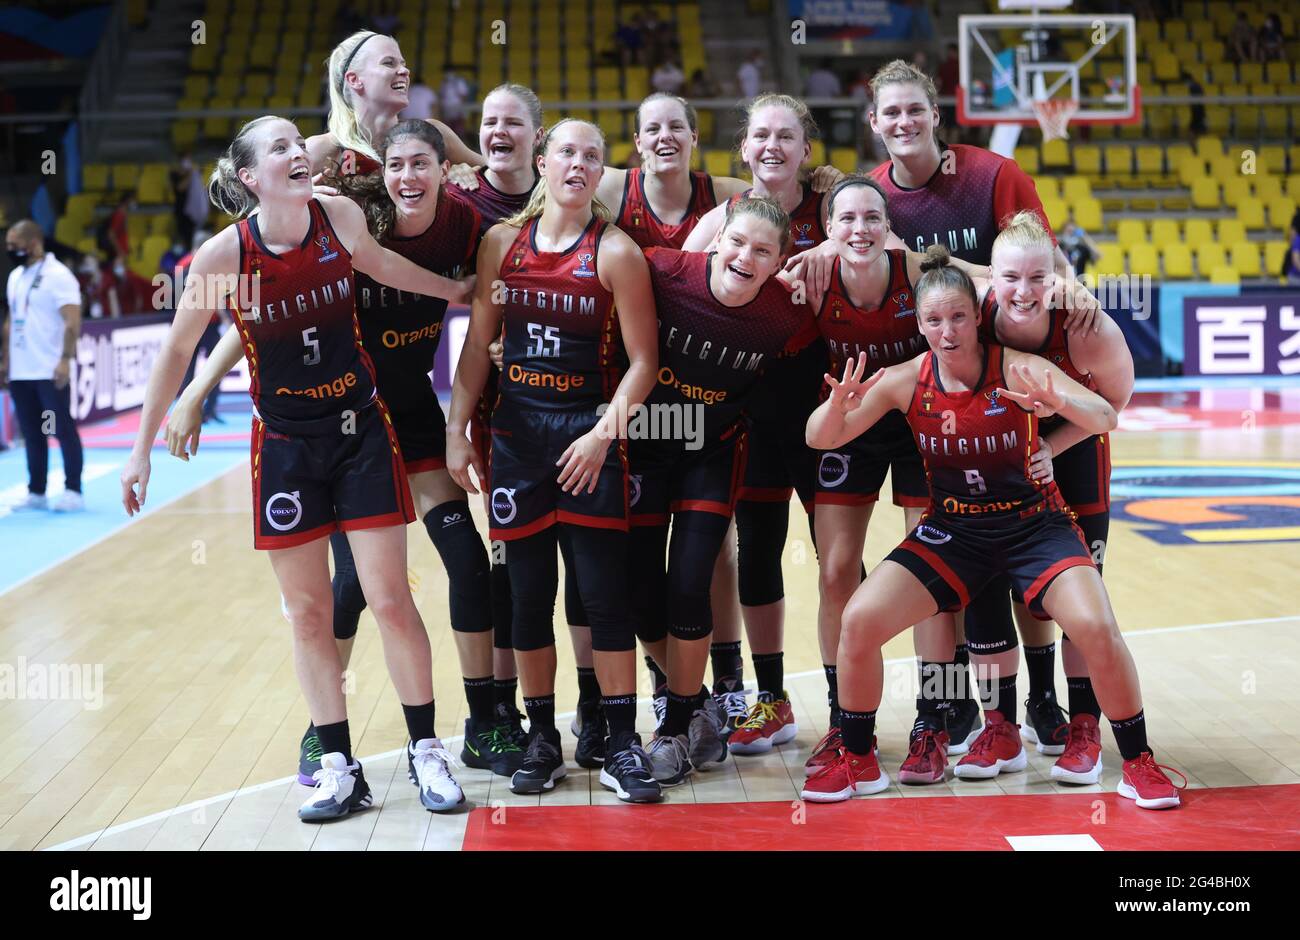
[1183, 296, 1300, 376]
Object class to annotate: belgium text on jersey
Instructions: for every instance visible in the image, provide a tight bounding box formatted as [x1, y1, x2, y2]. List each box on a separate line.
[596, 400, 706, 450]
[50, 870, 151, 920]
[240, 276, 352, 325]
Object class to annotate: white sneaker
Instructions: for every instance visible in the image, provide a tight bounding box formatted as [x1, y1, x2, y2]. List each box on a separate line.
[407, 738, 464, 813]
[51, 490, 85, 513]
[298, 752, 372, 821]
[11, 492, 48, 511]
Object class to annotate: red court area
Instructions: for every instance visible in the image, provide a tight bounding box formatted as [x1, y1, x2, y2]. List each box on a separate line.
[462, 784, 1300, 851]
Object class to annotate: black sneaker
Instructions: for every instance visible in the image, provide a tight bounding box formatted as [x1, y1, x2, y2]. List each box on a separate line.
[509, 727, 567, 794]
[297, 723, 322, 786]
[712, 676, 751, 739]
[298, 753, 372, 822]
[599, 734, 663, 803]
[1022, 694, 1069, 756]
[461, 717, 526, 776]
[572, 701, 607, 768]
[945, 698, 982, 756]
[495, 700, 528, 748]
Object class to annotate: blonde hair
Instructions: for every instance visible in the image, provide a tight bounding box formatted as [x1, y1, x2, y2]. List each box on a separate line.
[326, 30, 390, 165]
[737, 93, 820, 156]
[869, 60, 939, 110]
[635, 92, 698, 134]
[208, 115, 287, 218]
[502, 120, 612, 227]
[991, 210, 1054, 261]
[485, 83, 545, 138]
[915, 244, 978, 310]
[721, 195, 792, 254]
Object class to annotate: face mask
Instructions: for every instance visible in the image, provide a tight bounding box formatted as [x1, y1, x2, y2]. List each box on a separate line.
[7, 248, 27, 265]
[113, 263, 126, 278]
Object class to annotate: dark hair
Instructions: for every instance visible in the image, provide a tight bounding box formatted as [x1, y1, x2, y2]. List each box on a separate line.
[322, 120, 448, 242]
[824, 175, 889, 226]
[915, 244, 978, 310]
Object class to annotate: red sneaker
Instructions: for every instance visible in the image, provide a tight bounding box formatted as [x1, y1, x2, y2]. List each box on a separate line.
[898, 727, 949, 785]
[728, 691, 798, 755]
[800, 748, 891, 802]
[1119, 752, 1186, 810]
[1051, 714, 1104, 784]
[954, 711, 1027, 779]
[804, 727, 842, 775]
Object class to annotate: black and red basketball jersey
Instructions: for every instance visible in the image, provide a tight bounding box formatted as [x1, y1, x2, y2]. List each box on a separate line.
[336, 148, 382, 178]
[617, 168, 718, 250]
[231, 198, 376, 433]
[908, 343, 1066, 521]
[816, 250, 926, 376]
[450, 166, 535, 239]
[354, 190, 481, 413]
[727, 181, 826, 251]
[497, 216, 620, 411]
[643, 248, 815, 446]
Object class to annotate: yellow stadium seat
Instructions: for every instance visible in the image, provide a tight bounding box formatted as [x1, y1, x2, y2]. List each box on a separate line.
[64, 193, 97, 225]
[1184, 218, 1214, 249]
[1197, 241, 1227, 274]
[1061, 176, 1091, 205]
[1162, 243, 1194, 278]
[1151, 219, 1181, 246]
[1115, 219, 1147, 248]
[1073, 197, 1103, 231]
[1041, 139, 1069, 170]
[1210, 61, 1237, 85]
[1135, 145, 1164, 177]
[1262, 107, 1289, 137]
[1216, 218, 1247, 246]
[1129, 244, 1160, 277]
[1033, 176, 1060, 200]
[1231, 243, 1262, 277]
[55, 217, 83, 246]
[1094, 243, 1126, 277]
[1239, 61, 1264, 84]
[1259, 146, 1288, 176]
[1190, 177, 1220, 209]
[1014, 146, 1040, 175]
[1153, 53, 1180, 82]
[1264, 241, 1288, 277]
[1252, 176, 1282, 204]
[1210, 265, 1240, 285]
[149, 214, 172, 237]
[171, 120, 199, 152]
[1237, 197, 1266, 229]
[1073, 145, 1102, 176]
[1222, 176, 1251, 204]
[704, 150, 733, 178]
[1195, 136, 1223, 161]
[830, 147, 858, 174]
[126, 214, 148, 244]
[809, 141, 826, 169]
[113, 163, 141, 190]
[1103, 144, 1132, 176]
[82, 163, 110, 191]
[1269, 197, 1297, 229]
[1040, 197, 1068, 232]
[1176, 156, 1206, 187]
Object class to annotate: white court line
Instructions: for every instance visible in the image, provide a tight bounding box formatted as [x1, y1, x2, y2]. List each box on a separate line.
[1006, 834, 1103, 851]
[40, 612, 1300, 851]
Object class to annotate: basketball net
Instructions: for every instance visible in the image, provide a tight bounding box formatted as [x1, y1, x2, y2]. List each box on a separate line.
[1033, 98, 1078, 142]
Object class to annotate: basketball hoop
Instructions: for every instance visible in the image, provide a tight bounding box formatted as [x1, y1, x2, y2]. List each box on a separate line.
[1033, 98, 1078, 141]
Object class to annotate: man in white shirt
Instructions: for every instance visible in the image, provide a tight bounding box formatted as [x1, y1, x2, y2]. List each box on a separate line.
[737, 50, 763, 100]
[3, 220, 86, 511]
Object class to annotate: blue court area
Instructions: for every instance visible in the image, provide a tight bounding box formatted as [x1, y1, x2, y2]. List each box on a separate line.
[0, 396, 253, 595]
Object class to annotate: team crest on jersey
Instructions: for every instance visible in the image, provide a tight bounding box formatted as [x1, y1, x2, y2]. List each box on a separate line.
[793, 223, 814, 248]
[830, 302, 844, 321]
[511, 249, 526, 269]
[984, 389, 1007, 416]
[316, 234, 339, 263]
[631, 210, 644, 229]
[894, 292, 914, 318]
[573, 252, 596, 278]
[921, 389, 937, 414]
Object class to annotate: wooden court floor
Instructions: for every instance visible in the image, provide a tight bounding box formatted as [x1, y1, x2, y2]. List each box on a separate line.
[2, 407, 1299, 850]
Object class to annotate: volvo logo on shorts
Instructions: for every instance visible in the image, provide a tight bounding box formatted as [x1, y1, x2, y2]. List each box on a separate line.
[491, 487, 518, 524]
[266, 491, 303, 531]
[818, 452, 850, 488]
[915, 523, 952, 545]
[629, 474, 643, 507]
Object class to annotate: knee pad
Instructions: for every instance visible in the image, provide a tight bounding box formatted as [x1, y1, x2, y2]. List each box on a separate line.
[667, 589, 713, 641]
[510, 596, 557, 652]
[561, 553, 589, 627]
[424, 502, 491, 633]
[962, 578, 1018, 655]
[490, 558, 513, 650]
[1076, 511, 1109, 574]
[330, 532, 366, 640]
[736, 500, 789, 606]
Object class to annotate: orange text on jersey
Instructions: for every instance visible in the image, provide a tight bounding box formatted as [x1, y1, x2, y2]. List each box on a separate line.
[506, 363, 586, 393]
[941, 496, 1024, 515]
[382, 323, 443, 349]
[275, 371, 359, 399]
[657, 367, 728, 405]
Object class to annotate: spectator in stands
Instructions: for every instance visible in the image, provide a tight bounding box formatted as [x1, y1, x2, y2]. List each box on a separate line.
[158, 240, 185, 283]
[3, 220, 86, 512]
[1184, 72, 1207, 136]
[652, 56, 686, 95]
[401, 75, 438, 120]
[617, 13, 647, 67]
[1059, 214, 1100, 277]
[805, 60, 843, 142]
[176, 230, 224, 424]
[438, 68, 472, 138]
[169, 153, 207, 250]
[1258, 14, 1285, 63]
[1231, 13, 1257, 63]
[100, 192, 133, 264]
[911, 49, 931, 78]
[737, 49, 764, 100]
[106, 257, 154, 317]
[1285, 209, 1300, 283]
[686, 68, 718, 99]
[75, 254, 106, 319]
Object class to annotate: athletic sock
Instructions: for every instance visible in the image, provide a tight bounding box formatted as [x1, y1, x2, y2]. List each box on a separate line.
[401, 700, 436, 744]
[315, 719, 353, 764]
[602, 694, 637, 740]
[824, 663, 840, 727]
[1024, 642, 1057, 701]
[523, 694, 556, 732]
[840, 708, 877, 756]
[644, 654, 667, 690]
[463, 675, 495, 724]
[977, 671, 1018, 724]
[710, 640, 743, 688]
[752, 651, 784, 698]
[914, 660, 949, 734]
[663, 688, 696, 738]
[576, 666, 601, 708]
[1067, 676, 1101, 719]
[1110, 710, 1149, 761]
[494, 676, 519, 714]
[953, 643, 978, 703]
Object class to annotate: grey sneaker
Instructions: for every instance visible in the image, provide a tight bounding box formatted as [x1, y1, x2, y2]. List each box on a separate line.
[714, 681, 752, 739]
[11, 492, 47, 511]
[687, 697, 728, 770]
[599, 735, 663, 803]
[644, 733, 691, 787]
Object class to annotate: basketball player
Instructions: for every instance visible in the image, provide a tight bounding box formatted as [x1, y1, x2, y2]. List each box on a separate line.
[800, 249, 1182, 810]
[631, 197, 817, 784]
[121, 116, 470, 820]
[683, 94, 831, 754]
[445, 120, 663, 803]
[959, 212, 1133, 784]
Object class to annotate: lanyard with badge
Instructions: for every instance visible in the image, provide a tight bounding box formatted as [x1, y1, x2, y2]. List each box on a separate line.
[10, 255, 49, 350]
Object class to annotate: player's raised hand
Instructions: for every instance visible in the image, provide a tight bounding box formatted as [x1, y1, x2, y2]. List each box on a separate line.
[824, 352, 885, 415]
[446, 163, 481, 190]
[998, 362, 1066, 418]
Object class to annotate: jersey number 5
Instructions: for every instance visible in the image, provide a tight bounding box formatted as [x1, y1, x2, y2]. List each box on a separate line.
[526, 322, 560, 358]
[964, 469, 987, 496]
[302, 327, 321, 366]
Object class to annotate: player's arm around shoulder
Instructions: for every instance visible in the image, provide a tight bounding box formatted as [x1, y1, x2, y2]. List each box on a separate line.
[682, 201, 726, 251]
[598, 225, 659, 400]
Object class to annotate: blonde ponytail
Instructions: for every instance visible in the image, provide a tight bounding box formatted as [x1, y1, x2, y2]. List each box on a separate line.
[326, 31, 385, 165]
[207, 115, 284, 219]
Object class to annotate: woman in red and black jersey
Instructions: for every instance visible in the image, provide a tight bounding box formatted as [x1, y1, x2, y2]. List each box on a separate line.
[446, 119, 662, 804]
[122, 116, 476, 822]
[800, 248, 1181, 810]
[630, 197, 816, 784]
